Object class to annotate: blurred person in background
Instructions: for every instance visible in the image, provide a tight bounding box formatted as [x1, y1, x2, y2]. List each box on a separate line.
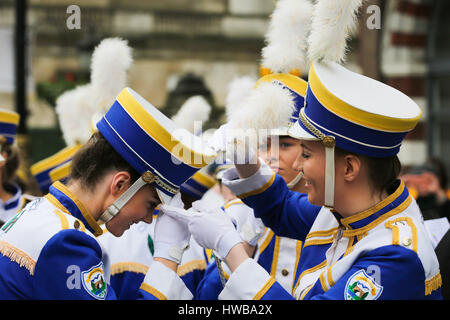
[401, 157, 450, 221]
[0, 109, 35, 227]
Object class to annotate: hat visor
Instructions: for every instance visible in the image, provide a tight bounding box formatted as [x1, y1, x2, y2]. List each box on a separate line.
[270, 127, 289, 136]
[287, 120, 318, 141]
[156, 188, 174, 205]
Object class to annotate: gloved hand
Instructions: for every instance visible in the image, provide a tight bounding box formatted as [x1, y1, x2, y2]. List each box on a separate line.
[225, 201, 265, 246]
[153, 193, 190, 264]
[207, 123, 231, 153]
[207, 123, 257, 165]
[161, 200, 243, 260]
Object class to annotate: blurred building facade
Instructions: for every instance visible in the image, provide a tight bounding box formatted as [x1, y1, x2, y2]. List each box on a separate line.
[0, 0, 448, 182]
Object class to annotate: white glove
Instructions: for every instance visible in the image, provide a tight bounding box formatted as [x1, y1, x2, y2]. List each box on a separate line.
[225, 202, 265, 246]
[161, 200, 243, 260]
[153, 193, 190, 264]
[208, 123, 257, 165]
[207, 123, 231, 153]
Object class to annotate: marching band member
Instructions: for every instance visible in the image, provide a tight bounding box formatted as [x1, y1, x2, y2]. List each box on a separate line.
[0, 87, 216, 299]
[96, 169, 216, 300]
[97, 93, 215, 299]
[164, 0, 442, 300]
[0, 109, 35, 226]
[192, 0, 317, 299]
[48, 158, 154, 300]
[195, 134, 312, 299]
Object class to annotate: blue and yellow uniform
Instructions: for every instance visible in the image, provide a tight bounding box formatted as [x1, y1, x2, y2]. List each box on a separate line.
[219, 148, 442, 300]
[97, 170, 216, 299]
[0, 87, 215, 300]
[214, 0, 442, 296]
[98, 221, 153, 300]
[0, 109, 36, 226]
[50, 168, 215, 299]
[0, 182, 190, 299]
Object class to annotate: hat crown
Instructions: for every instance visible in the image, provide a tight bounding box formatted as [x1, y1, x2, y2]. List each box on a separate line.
[312, 62, 422, 124]
[289, 61, 422, 157]
[97, 87, 217, 201]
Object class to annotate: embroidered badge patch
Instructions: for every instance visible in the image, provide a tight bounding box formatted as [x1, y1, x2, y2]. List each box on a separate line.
[81, 262, 107, 300]
[345, 269, 383, 300]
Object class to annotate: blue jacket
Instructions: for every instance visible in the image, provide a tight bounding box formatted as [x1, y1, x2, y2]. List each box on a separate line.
[0, 182, 191, 300]
[220, 163, 443, 300]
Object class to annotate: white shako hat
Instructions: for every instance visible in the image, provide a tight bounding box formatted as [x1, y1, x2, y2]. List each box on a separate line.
[96, 87, 217, 223]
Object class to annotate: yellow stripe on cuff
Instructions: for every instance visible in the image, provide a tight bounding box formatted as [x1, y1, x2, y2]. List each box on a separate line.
[253, 277, 276, 300]
[238, 173, 276, 199]
[140, 282, 167, 300]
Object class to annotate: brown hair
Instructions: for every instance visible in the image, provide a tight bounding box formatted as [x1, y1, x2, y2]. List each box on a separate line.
[70, 131, 140, 190]
[180, 191, 196, 210]
[335, 147, 402, 194]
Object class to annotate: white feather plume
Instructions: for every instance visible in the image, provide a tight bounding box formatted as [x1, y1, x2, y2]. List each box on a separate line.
[90, 37, 133, 113]
[55, 37, 133, 146]
[308, 0, 363, 63]
[261, 0, 313, 74]
[225, 76, 256, 122]
[229, 82, 295, 132]
[171, 95, 211, 134]
[55, 84, 97, 146]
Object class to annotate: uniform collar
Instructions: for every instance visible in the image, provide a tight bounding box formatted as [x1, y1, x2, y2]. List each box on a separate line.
[334, 180, 411, 233]
[46, 182, 103, 237]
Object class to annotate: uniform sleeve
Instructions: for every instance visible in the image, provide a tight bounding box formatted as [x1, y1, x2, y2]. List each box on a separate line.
[139, 261, 194, 300]
[110, 270, 146, 300]
[179, 267, 206, 297]
[218, 258, 295, 300]
[33, 229, 118, 300]
[222, 164, 320, 241]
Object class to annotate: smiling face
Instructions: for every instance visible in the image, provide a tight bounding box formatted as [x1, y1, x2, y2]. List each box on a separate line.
[295, 140, 327, 206]
[106, 183, 161, 237]
[259, 136, 303, 185]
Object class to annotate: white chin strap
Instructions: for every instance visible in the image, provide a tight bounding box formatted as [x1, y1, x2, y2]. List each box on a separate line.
[298, 111, 335, 209]
[99, 176, 148, 224]
[324, 144, 335, 209]
[100, 171, 177, 224]
[287, 171, 303, 189]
